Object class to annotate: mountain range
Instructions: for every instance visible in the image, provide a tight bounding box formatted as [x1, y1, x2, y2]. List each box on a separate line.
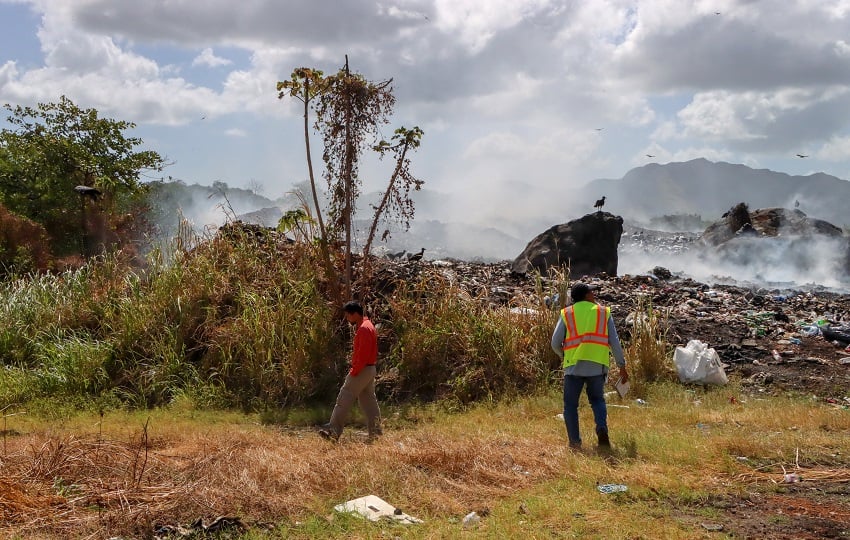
[575, 158, 850, 229]
[155, 159, 850, 262]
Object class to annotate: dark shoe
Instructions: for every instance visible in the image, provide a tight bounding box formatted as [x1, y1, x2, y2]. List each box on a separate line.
[596, 430, 610, 447]
[318, 427, 339, 441]
[568, 441, 582, 450]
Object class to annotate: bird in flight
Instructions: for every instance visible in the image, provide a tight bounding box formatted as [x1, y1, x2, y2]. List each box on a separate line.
[595, 128, 604, 131]
[646, 154, 655, 158]
[796, 153, 808, 158]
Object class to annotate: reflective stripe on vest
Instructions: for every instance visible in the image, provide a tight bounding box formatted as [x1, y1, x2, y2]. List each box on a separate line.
[561, 302, 611, 368]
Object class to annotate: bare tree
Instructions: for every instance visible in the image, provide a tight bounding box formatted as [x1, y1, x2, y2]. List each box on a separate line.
[362, 126, 424, 260]
[278, 58, 424, 299]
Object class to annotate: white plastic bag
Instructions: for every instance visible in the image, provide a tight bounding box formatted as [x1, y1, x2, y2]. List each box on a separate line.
[673, 340, 728, 386]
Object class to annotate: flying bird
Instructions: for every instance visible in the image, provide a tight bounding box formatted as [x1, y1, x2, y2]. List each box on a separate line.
[594, 128, 604, 131]
[594, 196, 606, 211]
[796, 153, 808, 158]
[646, 154, 655, 158]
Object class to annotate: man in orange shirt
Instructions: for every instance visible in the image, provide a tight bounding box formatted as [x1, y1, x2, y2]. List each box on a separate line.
[319, 301, 382, 441]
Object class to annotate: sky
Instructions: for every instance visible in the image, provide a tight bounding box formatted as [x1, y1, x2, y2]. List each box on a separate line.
[3, 0, 850, 232]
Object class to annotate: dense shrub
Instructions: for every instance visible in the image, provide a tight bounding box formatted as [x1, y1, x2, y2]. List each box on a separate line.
[0, 223, 572, 412]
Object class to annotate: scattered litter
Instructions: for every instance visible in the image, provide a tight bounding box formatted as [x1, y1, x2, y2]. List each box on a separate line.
[736, 456, 749, 461]
[799, 325, 821, 337]
[673, 340, 728, 386]
[555, 413, 564, 420]
[334, 495, 422, 524]
[788, 337, 801, 345]
[154, 516, 245, 537]
[462, 511, 480, 528]
[701, 522, 724, 531]
[510, 306, 539, 316]
[608, 404, 630, 408]
[782, 473, 802, 483]
[597, 483, 628, 494]
[635, 399, 647, 405]
[839, 357, 850, 365]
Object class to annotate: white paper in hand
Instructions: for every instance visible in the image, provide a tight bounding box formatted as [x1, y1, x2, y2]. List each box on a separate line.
[615, 378, 630, 398]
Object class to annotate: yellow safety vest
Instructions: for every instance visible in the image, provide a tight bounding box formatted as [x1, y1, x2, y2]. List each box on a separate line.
[561, 301, 611, 368]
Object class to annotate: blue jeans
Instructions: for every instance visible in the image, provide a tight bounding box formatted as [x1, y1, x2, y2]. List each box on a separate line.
[563, 374, 608, 445]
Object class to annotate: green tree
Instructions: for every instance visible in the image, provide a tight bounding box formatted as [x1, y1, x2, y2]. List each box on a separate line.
[0, 96, 164, 257]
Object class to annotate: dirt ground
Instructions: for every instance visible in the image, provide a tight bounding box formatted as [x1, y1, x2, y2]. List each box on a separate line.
[671, 482, 850, 539]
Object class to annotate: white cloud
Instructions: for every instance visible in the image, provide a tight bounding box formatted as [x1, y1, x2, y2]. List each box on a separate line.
[433, 0, 553, 52]
[1, 0, 850, 222]
[192, 47, 232, 68]
[818, 135, 850, 161]
[677, 92, 766, 141]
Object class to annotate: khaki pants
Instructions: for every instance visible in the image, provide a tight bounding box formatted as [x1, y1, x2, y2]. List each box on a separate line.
[328, 365, 382, 437]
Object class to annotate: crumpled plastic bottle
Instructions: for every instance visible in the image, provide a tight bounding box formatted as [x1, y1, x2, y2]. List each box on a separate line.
[462, 511, 480, 528]
[799, 325, 820, 337]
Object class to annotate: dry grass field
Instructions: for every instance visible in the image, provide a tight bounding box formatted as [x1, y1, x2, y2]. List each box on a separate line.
[1, 382, 848, 539]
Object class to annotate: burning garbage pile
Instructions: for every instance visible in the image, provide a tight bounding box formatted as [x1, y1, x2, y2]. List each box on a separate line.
[620, 204, 850, 290]
[369, 251, 850, 404]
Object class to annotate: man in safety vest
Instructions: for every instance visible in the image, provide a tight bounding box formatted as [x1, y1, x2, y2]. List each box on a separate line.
[550, 282, 628, 449]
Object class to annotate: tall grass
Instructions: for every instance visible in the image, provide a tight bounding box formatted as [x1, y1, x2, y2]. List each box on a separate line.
[0, 226, 343, 411]
[0, 223, 563, 414]
[382, 268, 556, 404]
[624, 292, 677, 396]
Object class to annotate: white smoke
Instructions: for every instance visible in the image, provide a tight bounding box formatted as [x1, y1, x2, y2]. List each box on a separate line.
[619, 235, 850, 293]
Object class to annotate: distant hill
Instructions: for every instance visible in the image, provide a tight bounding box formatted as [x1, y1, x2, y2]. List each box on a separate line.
[574, 158, 850, 229]
[145, 160, 850, 263]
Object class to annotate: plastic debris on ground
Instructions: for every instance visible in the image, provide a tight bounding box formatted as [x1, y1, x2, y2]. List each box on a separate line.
[673, 339, 728, 386]
[334, 495, 422, 524]
[462, 511, 480, 528]
[597, 483, 628, 494]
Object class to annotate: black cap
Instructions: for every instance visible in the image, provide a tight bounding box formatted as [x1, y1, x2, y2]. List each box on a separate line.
[570, 282, 598, 302]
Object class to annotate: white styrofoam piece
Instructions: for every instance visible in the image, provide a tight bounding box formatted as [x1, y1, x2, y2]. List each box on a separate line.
[334, 494, 422, 524]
